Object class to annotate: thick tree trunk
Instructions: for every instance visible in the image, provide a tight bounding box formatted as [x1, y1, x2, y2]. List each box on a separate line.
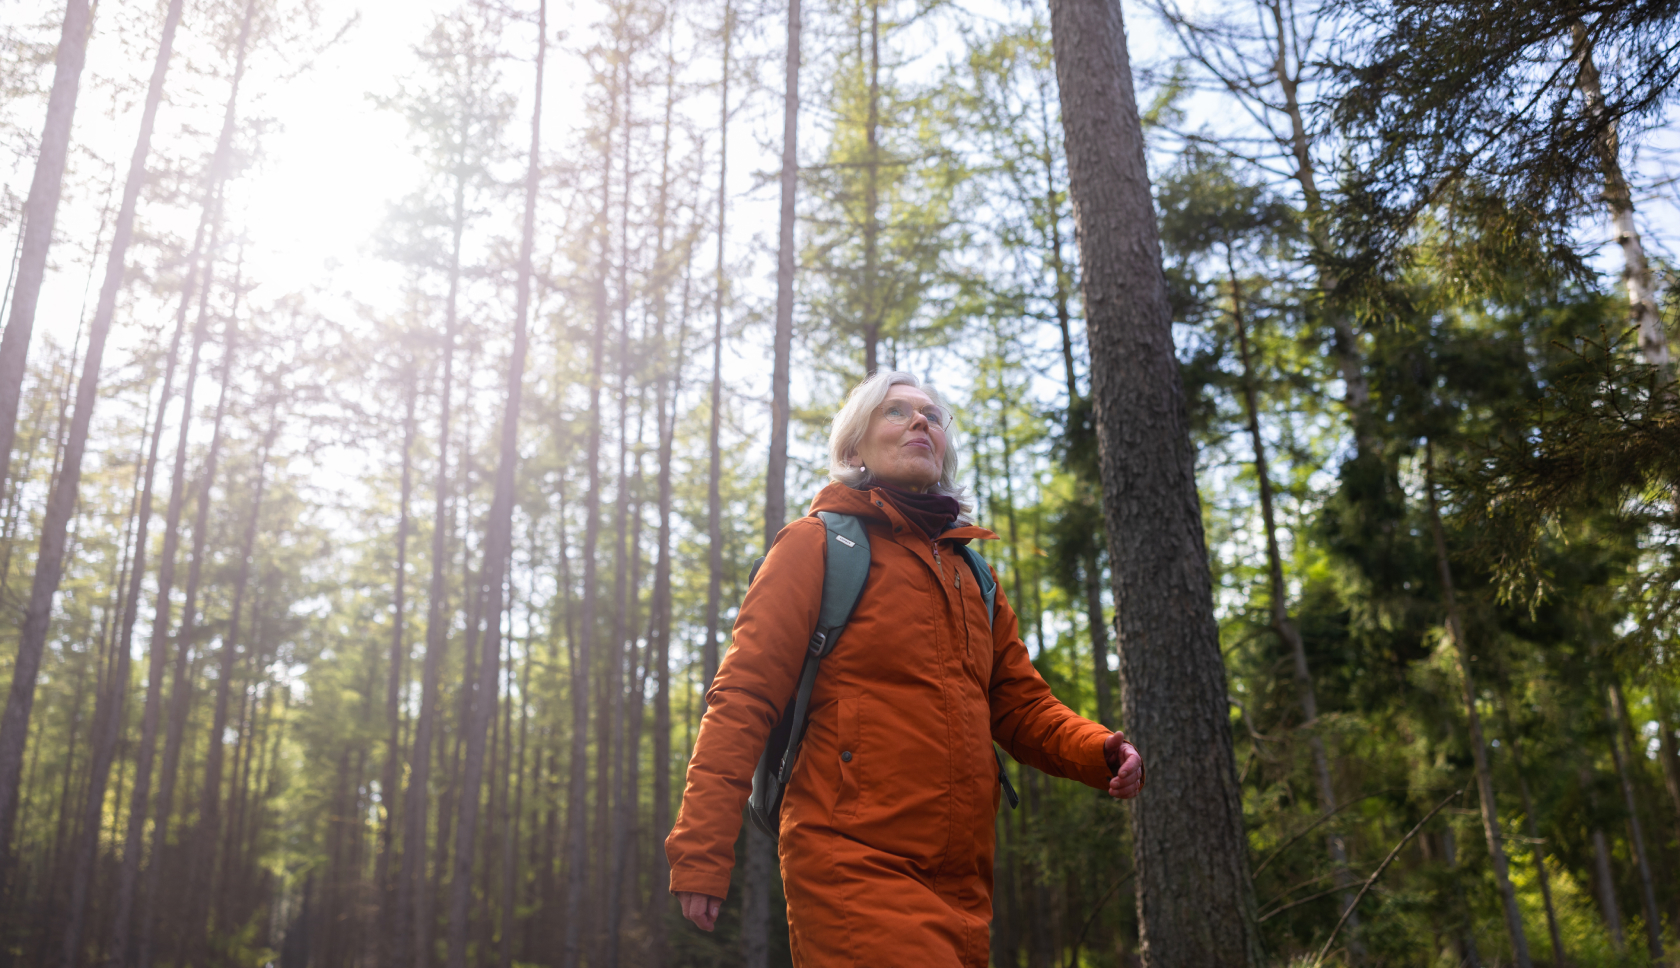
[0, 0, 183, 869]
[1423, 442, 1532, 968]
[0, 0, 92, 497]
[1046, 0, 1262, 962]
[1606, 681, 1664, 961]
[447, 12, 543, 961]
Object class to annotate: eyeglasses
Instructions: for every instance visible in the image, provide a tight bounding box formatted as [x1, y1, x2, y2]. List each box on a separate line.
[878, 401, 953, 430]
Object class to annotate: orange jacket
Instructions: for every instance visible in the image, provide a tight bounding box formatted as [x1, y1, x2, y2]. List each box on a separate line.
[666, 482, 1115, 967]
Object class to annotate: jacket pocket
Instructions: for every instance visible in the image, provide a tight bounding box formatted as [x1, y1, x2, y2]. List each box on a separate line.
[835, 695, 860, 822]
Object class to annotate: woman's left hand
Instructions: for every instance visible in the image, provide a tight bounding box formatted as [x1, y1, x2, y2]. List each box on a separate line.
[1103, 731, 1145, 799]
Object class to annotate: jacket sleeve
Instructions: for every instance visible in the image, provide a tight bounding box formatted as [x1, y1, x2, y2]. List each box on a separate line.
[665, 516, 828, 898]
[986, 573, 1115, 790]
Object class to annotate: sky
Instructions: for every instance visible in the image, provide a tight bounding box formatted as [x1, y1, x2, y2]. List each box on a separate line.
[3, 0, 1678, 436]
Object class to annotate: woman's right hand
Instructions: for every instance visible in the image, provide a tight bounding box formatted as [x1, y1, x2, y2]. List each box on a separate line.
[677, 891, 723, 932]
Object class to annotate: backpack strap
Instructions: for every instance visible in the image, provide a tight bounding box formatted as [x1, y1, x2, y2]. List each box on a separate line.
[748, 512, 870, 836]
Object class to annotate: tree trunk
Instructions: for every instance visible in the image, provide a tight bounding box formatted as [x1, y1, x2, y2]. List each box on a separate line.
[602, 53, 637, 960]
[1654, 681, 1680, 851]
[400, 81, 472, 968]
[379, 367, 418, 964]
[0, 0, 92, 497]
[1497, 706, 1565, 967]
[186, 401, 276, 964]
[1423, 442, 1532, 968]
[0, 0, 185, 882]
[702, 2, 731, 695]
[1606, 680, 1664, 961]
[1046, 0, 1263, 961]
[766, 0, 800, 549]
[563, 56, 614, 968]
[142, 267, 241, 968]
[647, 29, 686, 966]
[108, 187, 222, 968]
[1265, 3, 1375, 455]
[447, 10, 543, 960]
[1226, 252, 1359, 944]
[501, 618, 531, 968]
[54, 396, 148, 967]
[1573, 23, 1669, 374]
[1589, 816, 1625, 950]
[71, 204, 198, 968]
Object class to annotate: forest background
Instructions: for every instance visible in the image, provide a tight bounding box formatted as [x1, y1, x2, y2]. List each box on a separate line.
[0, 0, 1678, 965]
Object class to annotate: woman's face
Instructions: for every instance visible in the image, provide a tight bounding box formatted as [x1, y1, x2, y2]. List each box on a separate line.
[852, 385, 947, 492]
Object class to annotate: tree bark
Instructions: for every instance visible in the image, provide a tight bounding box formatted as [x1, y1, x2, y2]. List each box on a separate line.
[647, 29, 686, 966]
[702, 1, 731, 695]
[1497, 704, 1565, 967]
[1423, 442, 1532, 968]
[563, 52, 614, 968]
[380, 366, 418, 964]
[446, 10, 543, 963]
[108, 185, 221, 968]
[766, 0, 800, 549]
[1606, 680, 1664, 961]
[141, 247, 242, 968]
[55, 390, 149, 968]
[0, 0, 184, 894]
[399, 67, 474, 967]
[450, 11, 540, 961]
[1573, 23, 1669, 374]
[1046, 0, 1263, 961]
[0, 0, 93, 497]
[185, 401, 275, 963]
[602, 47, 637, 960]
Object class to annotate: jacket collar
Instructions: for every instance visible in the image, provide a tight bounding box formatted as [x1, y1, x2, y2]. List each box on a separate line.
[807, 481, 998, 544]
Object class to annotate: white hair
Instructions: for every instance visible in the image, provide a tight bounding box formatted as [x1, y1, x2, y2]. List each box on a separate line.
[827, 370, 972, 514]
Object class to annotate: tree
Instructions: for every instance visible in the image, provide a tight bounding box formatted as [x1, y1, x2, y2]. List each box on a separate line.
[446, 4, 543, 962]
[0, 0, 186, 883]
[0, 0, 92, 499]
[1046, 0, 1264, 963]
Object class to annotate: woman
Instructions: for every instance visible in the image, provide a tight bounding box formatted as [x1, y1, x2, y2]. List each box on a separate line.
[666, 371, 1144, 967]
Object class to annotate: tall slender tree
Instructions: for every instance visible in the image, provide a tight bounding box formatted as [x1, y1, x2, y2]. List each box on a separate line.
[0, 0, 93, 497]
[0, 0, 186, 882]
[445, 3, 543, 962]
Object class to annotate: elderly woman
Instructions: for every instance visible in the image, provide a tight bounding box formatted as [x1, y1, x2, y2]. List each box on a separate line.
[666, 371, 1144, 967]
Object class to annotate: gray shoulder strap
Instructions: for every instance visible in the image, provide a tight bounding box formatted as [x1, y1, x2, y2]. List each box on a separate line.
[811, 511, 870, 655]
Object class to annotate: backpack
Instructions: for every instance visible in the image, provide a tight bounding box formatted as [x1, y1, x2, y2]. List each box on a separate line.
[744, 510, 1021, 840]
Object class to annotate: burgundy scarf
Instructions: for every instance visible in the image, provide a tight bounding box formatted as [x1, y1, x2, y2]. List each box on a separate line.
[874, 482, 961, 538]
